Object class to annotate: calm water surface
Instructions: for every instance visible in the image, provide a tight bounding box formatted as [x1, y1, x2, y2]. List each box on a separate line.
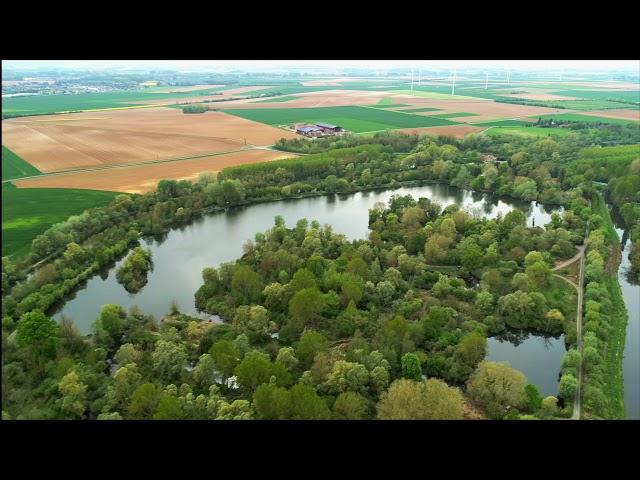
[487, 331, 565, 397]
[614, 226, 639, 420]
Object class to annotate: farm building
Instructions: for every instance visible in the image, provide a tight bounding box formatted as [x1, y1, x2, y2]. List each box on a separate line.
[295, 125, 324, 137]
[295, 122, 345, 137]
[315, 122, 343, 133]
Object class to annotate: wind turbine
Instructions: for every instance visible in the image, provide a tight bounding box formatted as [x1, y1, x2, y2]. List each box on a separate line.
[506, 67, 511, 86]
[485, 71, 489, 89]
[418, 68, 422, 86]
[559, 68, 564, 82]
[451, 68, 457, 96]
[411, 66, 414, 94]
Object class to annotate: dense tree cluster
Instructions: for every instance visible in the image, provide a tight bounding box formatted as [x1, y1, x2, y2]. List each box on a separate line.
[115, 247, 153, 293]
[2, 126, 637, 420]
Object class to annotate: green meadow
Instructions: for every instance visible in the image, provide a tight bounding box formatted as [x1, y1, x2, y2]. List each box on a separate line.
[2, 146, 41, 181]
[471, 119, 534, 127]
[534, 113, 639, 125]
[222, 106, 458, 133]
[483, 126, 575, 138]
[252, 95, 301, 103]
[2, 183, 119, 258]
[401, 107, 442, 113]
[429, 112, 479, 119]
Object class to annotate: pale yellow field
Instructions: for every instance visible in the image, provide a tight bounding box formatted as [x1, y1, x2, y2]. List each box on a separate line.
[12, 149, 296, 194]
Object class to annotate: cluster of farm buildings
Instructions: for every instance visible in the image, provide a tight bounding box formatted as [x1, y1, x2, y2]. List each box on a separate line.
[294, 122, 345, 137]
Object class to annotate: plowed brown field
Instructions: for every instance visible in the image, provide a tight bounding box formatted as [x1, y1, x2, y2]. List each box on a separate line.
[391, 98, 566, 118]
[2, 108, 296, 172]
[583, 109, 640, 121]
[12, 149, 296, 194]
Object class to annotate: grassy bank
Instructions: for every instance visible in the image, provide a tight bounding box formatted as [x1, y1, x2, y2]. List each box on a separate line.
[590, 192, 628, 418]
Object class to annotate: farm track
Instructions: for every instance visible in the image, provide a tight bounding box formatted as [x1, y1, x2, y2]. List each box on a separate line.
[552, 242, 587, 420]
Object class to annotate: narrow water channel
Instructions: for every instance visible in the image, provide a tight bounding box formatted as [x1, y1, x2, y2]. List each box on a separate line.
[614, 226, 639, 420]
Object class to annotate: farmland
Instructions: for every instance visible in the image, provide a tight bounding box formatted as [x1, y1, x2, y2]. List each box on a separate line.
[12, 149, 295, 194]
[222, 106, 458, 133]
[534, 113, 640, 125]
[483, 126, 575, 138]
[1, 86, 234, 116]
[429, 112, 479, 119]
[2, 108, 296, 172]
[471, 119, 535, 127]
[400, 107, 442, 113]
[252, 95, 301, 103]
[2, 146, 41, 181]
[1, 183, 118, 258]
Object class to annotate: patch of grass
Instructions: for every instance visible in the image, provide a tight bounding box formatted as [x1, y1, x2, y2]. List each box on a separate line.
[392, 90, 482, 100]
[222, 106, 458, 133]
[483, 126, 574, 138]
[543, 276, 578, 322]
[533, 113, 639, 125]
[551, 89, 640, 104]
[557, 261, 579, 284]
[252, 95, 301, 103]
[542, 99, 637, 111]
[429, 112, 479, 119]
[371, 104, 411, 109]
[471, 119, 534, 127]
[400, 107, 442, 113]
[375, 97, 399, 106]
[1, 183, 119, 258]
[2, 146, 41, 181]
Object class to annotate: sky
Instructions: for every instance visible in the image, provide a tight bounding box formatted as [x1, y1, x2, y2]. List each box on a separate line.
[3, 60, 639, 74]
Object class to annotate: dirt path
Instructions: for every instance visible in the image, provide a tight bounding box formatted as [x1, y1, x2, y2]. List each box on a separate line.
[551, 241, 587, 419]
[552, 245, 586, 271]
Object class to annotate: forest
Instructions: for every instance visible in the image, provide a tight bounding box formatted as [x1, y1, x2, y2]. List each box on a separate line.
[2, 123, 638, 420]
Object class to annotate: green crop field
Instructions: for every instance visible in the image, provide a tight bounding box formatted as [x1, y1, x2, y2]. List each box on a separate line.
[471, 119, 534, 127]
[392, 90, 482, 100]
[2, 183, 119, 258]
[551, 89, 640, 104]
[483, 126, 574, 138]
[401, 107, 442, 113]
[371, 104, 411, 109]
[508, 99, 639, 111]
[533, 113, 639, 125]
[375, 97, 399, 106]
[429, 112, 479, 119]
[222, 106, 458, 133]
[2, 86, 233, 116]
[252, 95, 301, 103]
[2, 146, 41, 181]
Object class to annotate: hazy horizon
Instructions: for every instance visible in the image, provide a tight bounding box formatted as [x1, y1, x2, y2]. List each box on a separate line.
[3, 60, 639, 76]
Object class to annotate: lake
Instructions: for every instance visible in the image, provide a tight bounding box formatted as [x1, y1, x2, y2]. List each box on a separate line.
[51, 183, 563, 395]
